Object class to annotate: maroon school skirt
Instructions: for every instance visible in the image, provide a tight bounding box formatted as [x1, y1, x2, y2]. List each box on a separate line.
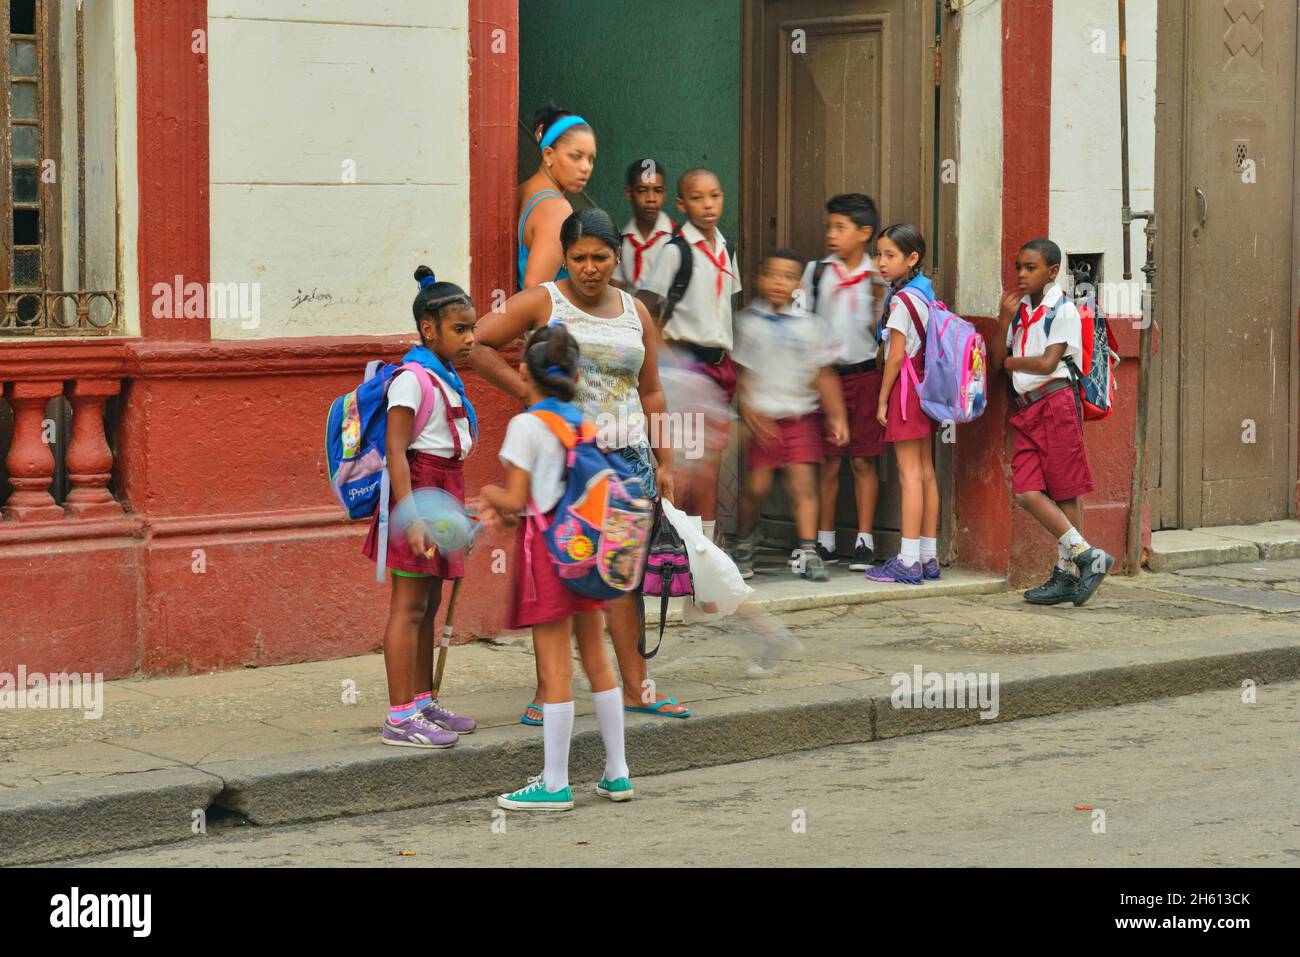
[884, 356, 936, 444]
[361, 451, 465, 579]
[508, 512, 607, 630]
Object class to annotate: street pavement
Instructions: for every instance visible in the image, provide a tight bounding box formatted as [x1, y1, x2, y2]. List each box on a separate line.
[59, 679, 1300, 867]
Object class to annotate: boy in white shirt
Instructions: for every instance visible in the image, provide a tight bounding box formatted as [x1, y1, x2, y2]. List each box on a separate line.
[991, 238, 1114, 607]
[800, 193, 889, 571]
[730, 249, 848, 582]
[637, 168, 742, 546]
[616, 157, 676, 293]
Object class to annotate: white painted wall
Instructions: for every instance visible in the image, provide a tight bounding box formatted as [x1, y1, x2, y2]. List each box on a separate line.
[207, 0, 470, 339]
[1050, 0, 1156, 316]
[953, 0, 1003, 317]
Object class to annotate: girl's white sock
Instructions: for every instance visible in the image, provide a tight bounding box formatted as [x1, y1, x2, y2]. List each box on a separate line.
[591, 687, 629, 781]
[856, 532, 875, 550]
[900, 538, 921, 566]
[919, 536, 937, 562]
[1059, 527, 1088, 555]
[817, 530, 837, 551]
[542, 701, 574, 792]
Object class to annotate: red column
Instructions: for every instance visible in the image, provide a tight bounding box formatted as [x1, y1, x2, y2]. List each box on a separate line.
[135, 0, 210, 341]
[2, 381, 65, 522]
[64, 379, 124, 519]
[468, 0, 519, 311]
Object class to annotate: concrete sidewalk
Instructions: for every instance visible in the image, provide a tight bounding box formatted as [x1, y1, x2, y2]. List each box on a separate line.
[4, 558, 1300, 865]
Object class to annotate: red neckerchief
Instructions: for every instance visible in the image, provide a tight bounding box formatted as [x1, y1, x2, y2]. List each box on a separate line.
[1016, 301, 1047, 353]
[625, 228, 671, 283]
[831, 261, 872, 295]
[695, 240, 734, 300]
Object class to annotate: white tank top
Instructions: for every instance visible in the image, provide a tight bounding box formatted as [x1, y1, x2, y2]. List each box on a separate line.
[541, 282, 647, 447]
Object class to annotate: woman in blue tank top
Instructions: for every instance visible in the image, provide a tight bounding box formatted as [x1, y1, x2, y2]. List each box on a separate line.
[517, 105, 596, 289]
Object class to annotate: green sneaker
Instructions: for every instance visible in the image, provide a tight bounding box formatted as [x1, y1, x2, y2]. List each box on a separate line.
[595, 776, 635, 802]
[497, 773, 573, 811]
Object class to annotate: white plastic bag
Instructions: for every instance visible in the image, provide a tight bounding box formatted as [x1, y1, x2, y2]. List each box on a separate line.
[659, 499, 754, 623]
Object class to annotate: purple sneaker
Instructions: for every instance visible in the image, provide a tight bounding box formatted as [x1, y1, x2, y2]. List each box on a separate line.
[382, 713, 458, 749]
[864, 556, 923, 585]
[922, 558, 941, 580]
[421, 699, 476, 734]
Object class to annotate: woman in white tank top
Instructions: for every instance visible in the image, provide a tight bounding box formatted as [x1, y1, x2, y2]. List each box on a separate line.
[471, 207, 692, 722]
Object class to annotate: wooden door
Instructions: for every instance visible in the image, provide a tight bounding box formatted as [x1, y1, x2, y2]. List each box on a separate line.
[741, 0, 936, 549]
[1153, 0, 1298, 528]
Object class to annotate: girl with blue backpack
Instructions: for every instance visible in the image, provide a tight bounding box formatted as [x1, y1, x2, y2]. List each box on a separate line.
[364, 267, 481, 749]
[867, 225, 941, 585]
[472, 325, 635, 812]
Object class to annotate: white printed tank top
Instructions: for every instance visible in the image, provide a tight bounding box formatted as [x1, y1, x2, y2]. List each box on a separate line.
[541, 281, 647, 448]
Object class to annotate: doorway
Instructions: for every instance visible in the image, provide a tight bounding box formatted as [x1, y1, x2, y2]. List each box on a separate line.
[1151, 0, 1299, 529]
[739, 0, 951, 557]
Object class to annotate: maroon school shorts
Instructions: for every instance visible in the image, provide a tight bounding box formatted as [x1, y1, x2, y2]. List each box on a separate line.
[679, 349, 738, 404]
[361, 451, 465, 579]
[819, 368, 887, 459]
[1009, 384, 1095, 500]
[748, 413, 824, 471]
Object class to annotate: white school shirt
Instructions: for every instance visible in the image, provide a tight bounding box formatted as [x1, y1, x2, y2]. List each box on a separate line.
[1006, 282, 1083, 396]
[731, 299, 830, 420]
[799, 254, 884, 364]
[498, 413, 567, 514]
[884, 289, 930, 359]
[617, 212, 676, 292]
[640, 220, 742, 351]
[387, 370, 474, 458]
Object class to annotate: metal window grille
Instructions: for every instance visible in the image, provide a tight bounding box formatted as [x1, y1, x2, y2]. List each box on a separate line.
[1, 0, 120, 335]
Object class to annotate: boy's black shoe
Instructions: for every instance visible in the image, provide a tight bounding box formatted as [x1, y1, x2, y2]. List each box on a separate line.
[847, 542, 875, 571]
[816, 543, 839, 565]
[1071, 547, 1115, 606]
[1023, 567, 1077, 605]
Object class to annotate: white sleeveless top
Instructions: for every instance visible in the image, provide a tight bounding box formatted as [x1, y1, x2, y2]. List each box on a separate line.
[541, 281, 647, 447]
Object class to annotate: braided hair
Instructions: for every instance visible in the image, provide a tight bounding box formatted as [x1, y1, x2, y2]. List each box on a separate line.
[522, 323, 580, 403]
[878, 224, 927, 289]
[411, 265, 473, 337]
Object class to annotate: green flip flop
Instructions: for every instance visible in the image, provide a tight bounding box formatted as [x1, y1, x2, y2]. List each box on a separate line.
[623, 695, 691, 718]
[520, 703, 543, 726]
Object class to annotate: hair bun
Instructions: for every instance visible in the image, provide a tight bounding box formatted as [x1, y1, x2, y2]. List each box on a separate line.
[414, 265, 435, 285]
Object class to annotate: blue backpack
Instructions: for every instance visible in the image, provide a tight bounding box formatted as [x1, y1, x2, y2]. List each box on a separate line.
[325, 361, 441, 579]
[529, 409, 654, 601]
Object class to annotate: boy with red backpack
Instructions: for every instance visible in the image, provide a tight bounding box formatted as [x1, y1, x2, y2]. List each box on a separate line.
[473, 325, 649, 811]
[991, 238, 1115, 607]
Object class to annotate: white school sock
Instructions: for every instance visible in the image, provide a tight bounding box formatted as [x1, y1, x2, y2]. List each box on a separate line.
[900, 538, 921, 566]
[818, 530, 837, 552]
[919, 537, 937, 562]
[701, 519, 716, 544]
[1059, 527, 1088, 556]
[541, 701, 574, 792]
[591, 687, 629, 781]
[1057, 541, 1074, 571]
[856, 532, 875, 550]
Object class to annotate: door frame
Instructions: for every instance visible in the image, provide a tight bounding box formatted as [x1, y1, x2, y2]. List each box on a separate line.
[1152, 0, 1300, 528]
[739, 0, 958, 553]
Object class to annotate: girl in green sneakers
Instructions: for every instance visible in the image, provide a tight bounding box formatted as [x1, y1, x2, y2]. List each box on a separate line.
[472, 325, 635, 811]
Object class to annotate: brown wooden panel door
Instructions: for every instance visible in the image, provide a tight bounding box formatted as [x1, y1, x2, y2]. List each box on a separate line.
[742, 0, 933, 546]
[1177, 0, 1297, 527]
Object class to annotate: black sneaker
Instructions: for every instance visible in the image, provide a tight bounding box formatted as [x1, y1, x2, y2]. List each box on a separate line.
[816, 543, 839, 565]
[847, 542, 875, 571]
[1071, 547, 1115, 606]
[1023, 567, 1078, 605]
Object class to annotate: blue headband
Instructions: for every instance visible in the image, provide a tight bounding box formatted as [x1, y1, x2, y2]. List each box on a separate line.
[544, 365, 567, 378]
[540, 115, 589, 150]
[418, 274, 438, 289]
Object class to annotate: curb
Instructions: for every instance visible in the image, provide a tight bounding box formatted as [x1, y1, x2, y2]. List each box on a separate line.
[5, 631, 1298, 865]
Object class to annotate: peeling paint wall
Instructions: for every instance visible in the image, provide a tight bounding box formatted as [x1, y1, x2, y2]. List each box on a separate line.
[206, 0, 471, 340]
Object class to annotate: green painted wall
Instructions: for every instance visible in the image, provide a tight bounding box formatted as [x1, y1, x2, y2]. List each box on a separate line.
[518, 0, 743, 242]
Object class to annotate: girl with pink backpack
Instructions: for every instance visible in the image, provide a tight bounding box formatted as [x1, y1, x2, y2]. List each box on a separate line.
[867, 225, 942, 585]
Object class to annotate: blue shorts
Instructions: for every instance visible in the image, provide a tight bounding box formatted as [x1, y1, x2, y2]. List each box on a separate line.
[615, 445, 657, 499]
